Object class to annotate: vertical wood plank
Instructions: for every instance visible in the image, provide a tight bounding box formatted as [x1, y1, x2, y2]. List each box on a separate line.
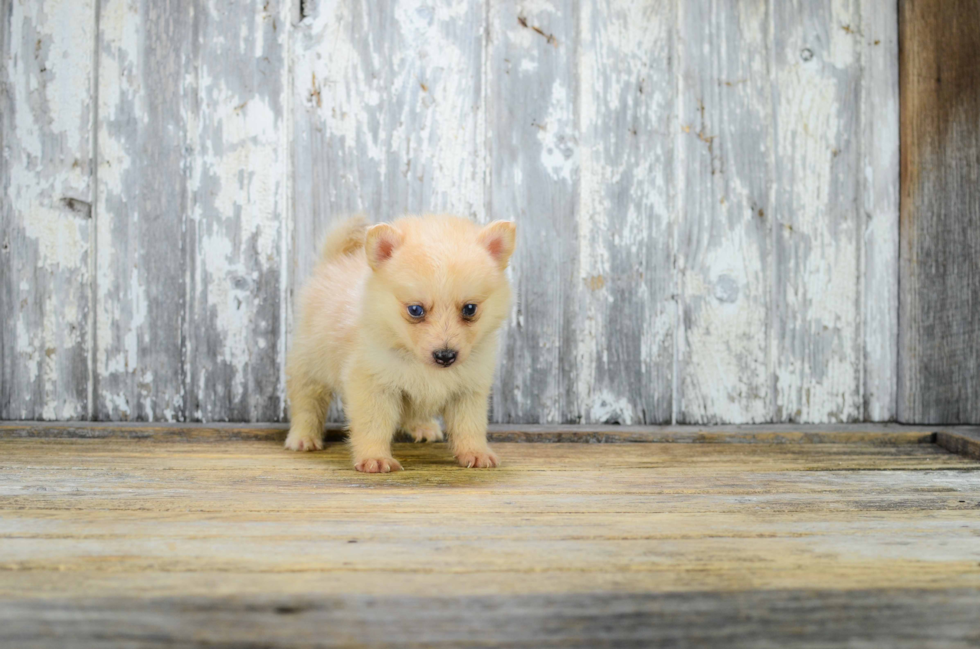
[184, 0, 289, 421]
[291, 0, 487, 420]
[95, 0, 191, 420]
[1, 0, 95, 419]
[675, 0, 772, 423]
[860, 0, 898, 421]
[898, 0, 980, 423]
[573, 0, 673, 424]
[291, 0, 486, 288]
[96, 0, 289, 422]
[771, 0, 863, 423]
[487, 1, 578, 423]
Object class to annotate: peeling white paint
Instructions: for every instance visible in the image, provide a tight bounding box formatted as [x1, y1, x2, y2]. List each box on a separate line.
[537, 79, 578, 183]
[675, 0, 772, 424]
[574, 0, 604, 421]
[15, 319, 39, 385]
[18, 208, 88, 267]
[860, 0, 899, 421]
[182, 0, 289, 420]
[772, 5, 862, 423]
[589, 390, 636, 426]
[196, 232, 253, 402]
[95, 0, 141, 417]
[2, 0, 94, 419]
[300, 0, 384, 159]
[3, 0, 899, 424]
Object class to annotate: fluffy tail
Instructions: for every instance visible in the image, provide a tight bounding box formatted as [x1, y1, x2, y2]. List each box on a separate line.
[320, 216, 368, 263]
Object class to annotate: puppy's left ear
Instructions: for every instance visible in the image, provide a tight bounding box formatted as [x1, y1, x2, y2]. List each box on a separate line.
[365, 223, 404, 271]
[478, 221, 516, 270]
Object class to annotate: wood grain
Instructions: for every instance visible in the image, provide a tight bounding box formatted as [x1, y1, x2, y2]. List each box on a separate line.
[184, 0, 289, 421]
[574, 0, 674, 425]
[487, 0, 579, 423]
[898, 0, 980, 424]
[676, 0, 771, 423]
[860, 0, 899, 421]
[772, 0, 864, 423]
[95, 0, 289, 421]
[0, 435, 978, 645]
[2, 589, 979, 648]
[95, 0, 192, 420]
[291, 0, 486, 285]
[0, 0, 95, 419]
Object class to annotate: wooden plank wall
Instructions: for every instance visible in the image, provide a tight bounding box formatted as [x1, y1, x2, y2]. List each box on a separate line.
[1, 0, 96, 419]
[93, 0, 289, 422]
[899, 0, 980, 424]
[2, 0, 905, 424]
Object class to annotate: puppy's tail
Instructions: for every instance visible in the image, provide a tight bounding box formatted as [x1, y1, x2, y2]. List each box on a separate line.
[320, 216, 368, 263]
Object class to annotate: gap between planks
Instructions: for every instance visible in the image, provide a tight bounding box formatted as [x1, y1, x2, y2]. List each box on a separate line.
[3, 422, 978, 460]
[3, 422, 979, 455]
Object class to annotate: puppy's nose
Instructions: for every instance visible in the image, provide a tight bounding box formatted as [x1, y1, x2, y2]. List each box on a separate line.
[432, 349, 458, 367]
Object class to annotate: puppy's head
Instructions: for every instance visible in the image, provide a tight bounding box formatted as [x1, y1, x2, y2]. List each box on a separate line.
[362, 216, 516, 369]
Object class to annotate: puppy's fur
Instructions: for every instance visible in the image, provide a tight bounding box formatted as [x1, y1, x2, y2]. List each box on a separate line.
[284, 215, 516, 472]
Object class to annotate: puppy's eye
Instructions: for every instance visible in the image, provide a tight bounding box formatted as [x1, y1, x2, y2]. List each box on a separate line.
[461, 303, 478, 318]
[407, 304, 425, 319]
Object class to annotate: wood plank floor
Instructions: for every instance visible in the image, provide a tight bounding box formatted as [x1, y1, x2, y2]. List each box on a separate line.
[1, 432, 980, 647]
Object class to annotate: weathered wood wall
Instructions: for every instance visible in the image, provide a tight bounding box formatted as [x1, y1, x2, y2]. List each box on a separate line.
[899, 0, 980, 424]
[2, 0, 906, 424]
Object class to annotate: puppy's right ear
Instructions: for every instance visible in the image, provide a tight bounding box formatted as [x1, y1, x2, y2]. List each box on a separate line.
[478, 220, 517, 270]
[365, 223, 404, 271]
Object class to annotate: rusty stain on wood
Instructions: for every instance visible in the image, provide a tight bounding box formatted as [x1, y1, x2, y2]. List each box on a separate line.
[517, 14, 558, 47]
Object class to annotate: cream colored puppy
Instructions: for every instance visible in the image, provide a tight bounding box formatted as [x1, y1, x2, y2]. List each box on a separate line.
[284, 215, 516, 472]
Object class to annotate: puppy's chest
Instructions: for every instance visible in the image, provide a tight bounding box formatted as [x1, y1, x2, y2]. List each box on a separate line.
[399, 375, 460, 414]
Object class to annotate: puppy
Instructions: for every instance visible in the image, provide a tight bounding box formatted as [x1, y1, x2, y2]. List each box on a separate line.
[284, 215, 516, 472]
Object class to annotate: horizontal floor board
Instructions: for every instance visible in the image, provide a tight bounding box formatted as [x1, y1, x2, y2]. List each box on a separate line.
[936, 427, 980, 460]
[2, 589, 980, 649]
[1, 433, 979, 646]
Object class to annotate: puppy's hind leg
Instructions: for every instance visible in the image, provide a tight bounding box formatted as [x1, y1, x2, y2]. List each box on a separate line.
[402, 401, 444, 443]
[406, 419, 444, 443]
[285, 380, 331, 452]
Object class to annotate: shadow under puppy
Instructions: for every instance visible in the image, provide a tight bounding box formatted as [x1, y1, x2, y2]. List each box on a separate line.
[285, 215, 516, 472]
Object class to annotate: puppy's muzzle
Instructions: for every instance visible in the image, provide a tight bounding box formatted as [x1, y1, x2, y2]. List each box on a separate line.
[432, 349, 458, 367]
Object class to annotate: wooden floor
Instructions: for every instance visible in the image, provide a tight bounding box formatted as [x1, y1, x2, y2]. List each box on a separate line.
[2, 427, 980, 647]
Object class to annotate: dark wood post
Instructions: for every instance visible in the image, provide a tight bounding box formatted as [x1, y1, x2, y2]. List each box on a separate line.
[899, 0, 980, 423]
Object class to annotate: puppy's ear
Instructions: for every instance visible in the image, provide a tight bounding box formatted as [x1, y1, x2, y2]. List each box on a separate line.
[365, 223, 404, 271]
[478, 221, 516, 270]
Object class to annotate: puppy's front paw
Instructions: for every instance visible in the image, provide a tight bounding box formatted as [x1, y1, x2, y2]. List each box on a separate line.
[284, 427, 324, 452]
[409, 419, 445, 443]
[455, 448, 499, 469]
[354, 457, 403, 473]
